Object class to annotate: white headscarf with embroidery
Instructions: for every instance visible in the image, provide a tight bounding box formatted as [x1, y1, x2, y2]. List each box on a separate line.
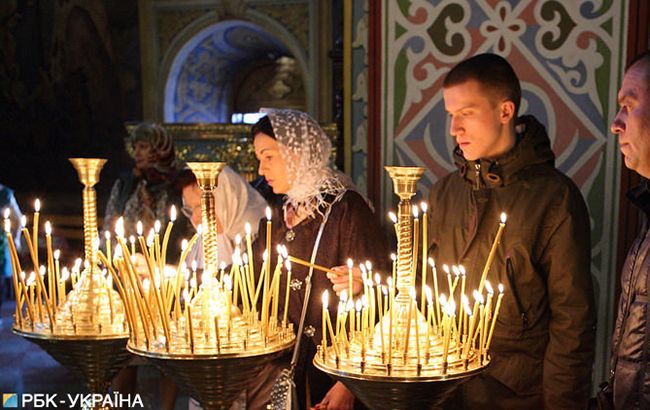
[261, 108, 354, 220]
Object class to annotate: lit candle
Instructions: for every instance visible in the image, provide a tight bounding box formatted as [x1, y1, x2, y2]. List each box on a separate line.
[482, 281, 494, 356]
[425, 286, 433, 350]
[429, 258, 441, 327]
[45, 221, 55, 309]
[443, 264, 452, 297]
[322, 290, 329, 358]
[224, 274, 232, 337]
[485, 284, 505, 352]
[464, 291, 483, 359]
[420, 202, 428, 314]
[244, 222, 255, 297]
[283, 260, 292, 326]
[54, 250, 61, 306]
[355, 299, 363, 352]
[412, 290, 420, 365]
[33, 199, 40, 266]
[104, 230, 112, 265]
[214, 315, 221, 353]
[129, 235, 136, 256]
[403, 288, 414, 361]
[479, 213, 507, 294]
[411, 205, 419, 285]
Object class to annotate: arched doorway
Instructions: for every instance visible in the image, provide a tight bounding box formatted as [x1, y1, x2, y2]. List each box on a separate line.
[163, 19, 306, 123]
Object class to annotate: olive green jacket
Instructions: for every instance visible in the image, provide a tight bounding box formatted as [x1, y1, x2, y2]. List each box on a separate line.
[428, 115, 596, 409]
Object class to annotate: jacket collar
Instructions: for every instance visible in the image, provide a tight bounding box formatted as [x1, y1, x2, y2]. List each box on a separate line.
[454, 115, 556, 188]
[627, 178, 650, 217]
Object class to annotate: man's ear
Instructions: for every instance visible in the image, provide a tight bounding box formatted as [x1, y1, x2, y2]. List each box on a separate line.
[500, 101, 516, 124]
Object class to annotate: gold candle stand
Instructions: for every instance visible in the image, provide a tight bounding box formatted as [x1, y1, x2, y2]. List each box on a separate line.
[314, 166, 493, 410]
[10, 158, 130, 409]
[116, 162, 294, 410]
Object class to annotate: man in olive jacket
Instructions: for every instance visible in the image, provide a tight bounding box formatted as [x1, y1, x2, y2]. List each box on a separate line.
[608, 50, 650, 409]
[428, 53, 596, 409]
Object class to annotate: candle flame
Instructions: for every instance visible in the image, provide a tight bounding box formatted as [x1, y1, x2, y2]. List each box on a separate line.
[45, 221, 52, 235]
[197, 224, 203, 235]
[224, 274, 232, 291]
[191, 260, 198, 271]
[442, 264, 450, 274]
[340, 289, 348, 301]
[485, 281, 494, 294]
[114, 246, 122, 259]
[129, 235, 135, 245]
[181, 239, 188, 251]
[245, 222, 251, 235]
[104, 230, 111, 240]
[154, 220, 161, 234]
[146, 230, 154, 247]
[424, 285, 433, 302]
[388, 211, 397, 224]
[285, 259, 292, 271]
[116, 217, 126, 238]
[266, 206, 272, 221]
[391, 253, 397, 262]
[220, 261, 227, 270]
[439, 293, 447, 306]
[500, 212, 507, 224]
[452, 265, 460, 276]
[382, 285, 388, 295]
[242, 253, 249, 265]
[347, 258, 353, 269]
[34, 199, 41, 212]
[3, 208, 9, 219]
[235, 234, 241, 246]
[420, 201, 428, 213]
[365, 260, 372, 271]
[3, 218, 10, 233]
[54, 249, 60, 260]
[459, 265, 466, 275]
[498, 283, 504, 293]
[374, 273, 381, 285]
[136, 221, 143, 236]
[461, 294, 469, 306]
[170, 205, 177, 222]
[412, 205, 419, 218]
[21, 215, 27, 228]
[281, 245, 288, 259]
[355, 299, 362, 312]
[346, 299, 354, 311]
[322, 290, 329, 308]
[464, 304, 473, 316]
[61, 267, 70, 281]
[39, 265, 46, 275]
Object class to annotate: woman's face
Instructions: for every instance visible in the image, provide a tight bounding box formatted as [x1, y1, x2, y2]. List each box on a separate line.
[254, 133, 291, 194]
[133, 140, 156, 170]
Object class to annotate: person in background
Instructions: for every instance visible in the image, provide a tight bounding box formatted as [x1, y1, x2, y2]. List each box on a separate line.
[602, 50, 650, 409]
[0, 183, 23, 309]
[427, 53, 595, 409]
[250, 109, 390, 410]
[106, 122, 188, 410]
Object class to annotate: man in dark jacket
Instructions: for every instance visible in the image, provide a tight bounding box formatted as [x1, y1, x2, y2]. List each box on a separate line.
[428, 53, 596, 409]
[608, 50, 650, 409]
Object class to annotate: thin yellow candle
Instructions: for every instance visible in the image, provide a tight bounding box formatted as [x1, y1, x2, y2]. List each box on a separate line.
[411, 206, 419, 285]
[356, 299, 364, 353]
[479, 213, 507, 294]
[33, 199, 40, 266]
[325, 304, 339, 358]
[104, 230, 112, 266]
[482, 282, 494, 356]
[129, 235, 136, 256]
[45, 222, 55, 309]
[187, 304, 195, 353]
[485, 284, 505, 352]
[347, 298, 354, 340]
[429, 258, 441, 327]
[161, 205, 176, 267]
[424, 286, 433, 349]
[459, 265, 466, 335]
[283, 260, 292, 326]
[347, 258, 354, 298]
[403, 288, 414, 361]
[322, 290, 329, 358]
[54, 250, 62, 305]
[420, 202, 428, 314]
[464, 291, 483, 359]
[224, 274, 232, 337]
[413, 291, 421, 365]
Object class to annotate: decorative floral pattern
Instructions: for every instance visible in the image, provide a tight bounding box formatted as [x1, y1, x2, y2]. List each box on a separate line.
[377, 0, 627, 383]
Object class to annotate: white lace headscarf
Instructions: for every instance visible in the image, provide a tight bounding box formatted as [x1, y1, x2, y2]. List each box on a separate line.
[261, 108, 354, 219]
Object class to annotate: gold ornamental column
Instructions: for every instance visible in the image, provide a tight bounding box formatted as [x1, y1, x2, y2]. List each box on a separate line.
[186, 162, 225, 274]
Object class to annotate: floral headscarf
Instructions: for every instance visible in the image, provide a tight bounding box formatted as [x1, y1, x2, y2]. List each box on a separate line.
[128, 122, 177, 174]
[261, 108, 354, 219]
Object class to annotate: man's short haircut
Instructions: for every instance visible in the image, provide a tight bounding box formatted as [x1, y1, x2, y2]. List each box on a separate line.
[627, 50, 650, 88]
[443, 53, 522, 115]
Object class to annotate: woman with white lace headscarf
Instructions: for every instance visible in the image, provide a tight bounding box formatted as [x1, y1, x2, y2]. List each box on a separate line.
[248, 108, 390, 410]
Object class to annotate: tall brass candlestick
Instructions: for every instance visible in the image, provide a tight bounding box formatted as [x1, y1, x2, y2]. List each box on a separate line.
[186, 162, 225, 276]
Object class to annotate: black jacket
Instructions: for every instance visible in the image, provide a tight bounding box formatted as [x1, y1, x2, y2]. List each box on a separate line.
[429, 115, 596, 409]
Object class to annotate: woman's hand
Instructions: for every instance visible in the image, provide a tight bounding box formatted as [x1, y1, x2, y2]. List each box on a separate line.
[311, 381, 355, 410]
[326, 266, 363, 297]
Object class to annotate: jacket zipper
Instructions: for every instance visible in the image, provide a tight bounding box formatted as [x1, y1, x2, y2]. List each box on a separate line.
[506, 257, 529, 330]
[474, 162, 481, 190]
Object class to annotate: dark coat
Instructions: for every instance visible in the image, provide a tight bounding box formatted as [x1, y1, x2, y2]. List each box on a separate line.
[610, 180, 650, 409]
[428, 115, 596, 409]
[252, 190, 390, 408]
